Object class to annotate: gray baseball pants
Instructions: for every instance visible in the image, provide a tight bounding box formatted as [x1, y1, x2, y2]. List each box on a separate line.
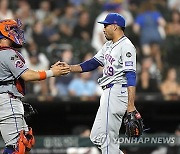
[0, 93, 28, 146]
[90, 84, 128, 154]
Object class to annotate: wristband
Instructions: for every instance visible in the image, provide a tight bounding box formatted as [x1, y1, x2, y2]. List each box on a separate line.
[38, 71, 46, 80]
[38, 70, 53, 80]
[45, 70, 53, 78]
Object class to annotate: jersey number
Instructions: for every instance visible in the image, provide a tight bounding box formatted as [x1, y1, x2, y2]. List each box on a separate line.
[104, 66, 114, 76]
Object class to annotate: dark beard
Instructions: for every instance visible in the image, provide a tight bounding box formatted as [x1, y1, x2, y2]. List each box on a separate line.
[105, 36, 111, 41]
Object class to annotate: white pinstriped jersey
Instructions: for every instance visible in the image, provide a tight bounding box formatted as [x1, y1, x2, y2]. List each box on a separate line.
[93, 36, 136, 87]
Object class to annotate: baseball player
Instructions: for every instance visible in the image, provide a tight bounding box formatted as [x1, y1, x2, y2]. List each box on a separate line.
[63, 13, 143, 154]
[0, 19, 70, 154]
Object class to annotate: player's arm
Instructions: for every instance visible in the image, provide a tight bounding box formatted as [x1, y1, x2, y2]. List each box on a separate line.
[21, 61, 70, 81]
[125, 71, 136, 112]
[70, 58, 102, 73]
[124, 71, 144, 138]
[70, 64, 83, 73]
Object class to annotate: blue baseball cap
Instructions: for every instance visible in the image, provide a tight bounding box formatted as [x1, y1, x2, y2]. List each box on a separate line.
[98, 13, 126, 27]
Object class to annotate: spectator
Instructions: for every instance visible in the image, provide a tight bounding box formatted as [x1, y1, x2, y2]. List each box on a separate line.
[166, 10, 180, 36]
[35, 0, 51, 21]
[24, 42, 50, 96]
[136, 70, 160, 94]
[0, 0, 13, 20]
[118, 2, 134, 27]
[31, 20, 50, 52]
[68, 72, 98, 101]
[128, 0, 142, 18]
[69, 0, 84, 13]
[43, 15, 60, 43]
[150, 42, 163, 72]
[163, 38, 180, 69]
[15, 0, 35, 27]
[140, 56, 161, 83]
[49, 45, 75, 97]
[151, 0, 171, 21]
[58, 4, 78, 42]
[167, 0, 180, 12]
[160, 67, 180, 100]
[69, 0, 92, 8]
[81, 52, 103, 96]
[52, 0, 69, 10]
[164, 10, 180, 69]
[133, 1, 166, 56]
[73, 10, 93, 42]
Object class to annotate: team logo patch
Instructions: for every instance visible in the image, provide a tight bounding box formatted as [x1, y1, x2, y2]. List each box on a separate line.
[125, 61, 133, 66]
[15, 60, 24, 68]
[126, 52, 132, 58]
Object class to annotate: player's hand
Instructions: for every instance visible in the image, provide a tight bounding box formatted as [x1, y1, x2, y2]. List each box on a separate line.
[51, 61, 61, 68]
[124, 110, 144, 138]
[50, 62, 70, 76]
[51, 61, 70, 68]
[58, 62, 70, 67]
[57, 62, 71, 72]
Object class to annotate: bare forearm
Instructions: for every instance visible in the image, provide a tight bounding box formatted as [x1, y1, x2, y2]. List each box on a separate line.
[70, 64, 82, 73]
[127, 86, 136, 112]
[21, 69, 42, 81]
[21, 62, 70, 81]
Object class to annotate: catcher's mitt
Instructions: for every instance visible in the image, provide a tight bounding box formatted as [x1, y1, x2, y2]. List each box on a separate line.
[124, 110, 144, 137]
[23, 103, 37, 119]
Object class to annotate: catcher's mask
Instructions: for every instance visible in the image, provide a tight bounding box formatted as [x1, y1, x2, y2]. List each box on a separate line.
[0, 19, 25, 48]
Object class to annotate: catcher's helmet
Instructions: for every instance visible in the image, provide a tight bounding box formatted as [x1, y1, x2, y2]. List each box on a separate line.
[0, 19, 25, 48]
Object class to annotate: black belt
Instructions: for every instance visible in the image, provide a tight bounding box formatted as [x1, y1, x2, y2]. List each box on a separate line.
[5, 145, 16, 150]
[102, 83, 127, 90]
[0, 80, 14, 86]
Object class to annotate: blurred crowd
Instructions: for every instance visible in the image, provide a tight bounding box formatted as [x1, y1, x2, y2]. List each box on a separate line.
[1, 0, 180, 101]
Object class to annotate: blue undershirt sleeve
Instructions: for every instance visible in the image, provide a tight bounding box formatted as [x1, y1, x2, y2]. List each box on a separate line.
[125, 71, 136, 87]
[80, 58, 101, 72]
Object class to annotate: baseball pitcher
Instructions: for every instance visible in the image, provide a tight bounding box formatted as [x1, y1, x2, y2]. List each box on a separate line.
[64, 13, 144, 154]
[0, 19, 70, 154]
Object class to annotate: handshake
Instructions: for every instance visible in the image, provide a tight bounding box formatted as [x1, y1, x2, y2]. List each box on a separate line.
[50, 61, 71, 77]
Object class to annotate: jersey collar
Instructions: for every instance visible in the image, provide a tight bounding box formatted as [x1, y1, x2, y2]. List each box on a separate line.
[111, 35, 126, 47]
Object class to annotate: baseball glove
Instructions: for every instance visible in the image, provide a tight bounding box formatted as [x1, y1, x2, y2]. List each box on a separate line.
[124, 110, 144, 137]
[23, 103, 37, 119]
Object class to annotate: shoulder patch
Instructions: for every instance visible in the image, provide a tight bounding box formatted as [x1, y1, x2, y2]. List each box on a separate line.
[125, 61, 133, 66]
[15, 60, 24, 68]
[126, 52, 132, 58]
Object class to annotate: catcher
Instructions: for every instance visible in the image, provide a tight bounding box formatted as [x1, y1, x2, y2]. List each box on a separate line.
[0, 19, 70, 154]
